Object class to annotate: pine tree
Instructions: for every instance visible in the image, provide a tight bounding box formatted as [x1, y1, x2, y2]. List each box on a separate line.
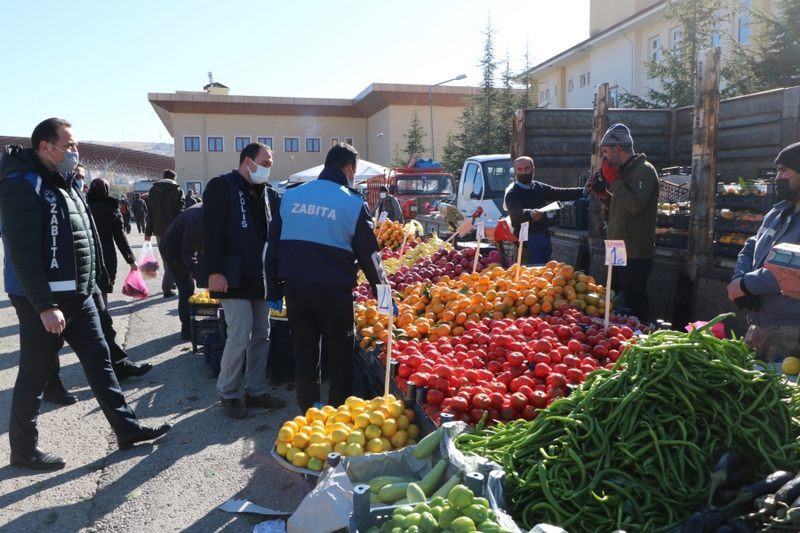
[749, 0, 800, 90]
[519, 43, 533, 111]
[495, 52, 518, 151]
[475, 18, 498, 152]
[400, 110, 427, 163]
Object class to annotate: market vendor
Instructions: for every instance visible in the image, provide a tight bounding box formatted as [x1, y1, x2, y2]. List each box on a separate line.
[373, 185, 404, 222]
[727, 141, 800, 361]
[503, 155, 585, 264]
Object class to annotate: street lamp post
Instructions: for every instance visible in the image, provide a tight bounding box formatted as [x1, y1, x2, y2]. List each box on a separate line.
[428, 74, 466, 161]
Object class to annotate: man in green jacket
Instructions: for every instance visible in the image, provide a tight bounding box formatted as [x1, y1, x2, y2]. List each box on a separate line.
[0, 118, 170, 470]
[590, 123, 659, 321]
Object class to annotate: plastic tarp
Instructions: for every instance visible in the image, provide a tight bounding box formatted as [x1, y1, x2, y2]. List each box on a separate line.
[287, 160, 388, 184]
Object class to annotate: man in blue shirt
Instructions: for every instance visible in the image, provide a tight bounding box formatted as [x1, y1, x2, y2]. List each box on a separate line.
[267, 144, 388, 410]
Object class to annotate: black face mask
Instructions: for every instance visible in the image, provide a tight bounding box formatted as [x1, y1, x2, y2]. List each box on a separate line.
[775, 178, 798, 203]
[517, 173, 533, 185]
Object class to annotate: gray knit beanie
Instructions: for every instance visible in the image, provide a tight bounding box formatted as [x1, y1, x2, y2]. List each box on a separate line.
[775, 142, 800, 174]
[600, 123, 634, 149]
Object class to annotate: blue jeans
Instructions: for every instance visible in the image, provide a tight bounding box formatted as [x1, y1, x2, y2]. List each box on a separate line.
[9, 294, 140, 452]
[527, 231, 553, 265]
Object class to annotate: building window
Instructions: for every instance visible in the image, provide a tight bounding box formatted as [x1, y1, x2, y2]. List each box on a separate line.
[257, 137, 273, 149]
[344, 137, 354, 146]
[284, 137, 299, 152]
[539, 90, 545, 102]
[737, 0, 751, 44]
[648, 35, 662, 62]
[207, 136, 223, 152]
[184, 136, 200, 152]
[586, 72, 590, 85]
[580, 74, 586, 88]
[544, 89, 551, 101]
[568, 79, 574, 93]
[234, 136, 251, 152]
[331, 137, 340, 147]
[306, 138, 321, 152]
[672, 27, 683, 57]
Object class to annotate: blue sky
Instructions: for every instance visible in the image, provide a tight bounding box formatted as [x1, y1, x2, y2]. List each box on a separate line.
[0, 0, 589, 143]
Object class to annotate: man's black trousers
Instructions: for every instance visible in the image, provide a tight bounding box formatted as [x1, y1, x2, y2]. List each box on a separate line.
[612, 257, 653, 322]
[9, 294, 140, 453]
[285, 284, 355, 411]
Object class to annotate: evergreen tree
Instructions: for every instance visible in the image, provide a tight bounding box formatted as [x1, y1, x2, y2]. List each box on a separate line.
[749, 0, 800, 90]
[495, 52, 518, 151]
[400, 110, 427, 163]
[519, 43, 533, 111]
[475, 18, 499, 152]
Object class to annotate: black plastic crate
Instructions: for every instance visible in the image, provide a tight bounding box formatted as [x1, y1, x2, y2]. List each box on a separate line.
[557, 199, 589, 230]
[656, 213, 690, 229]
[190, 302, 220, 317]
[191, 317, 224, 353]
[714, 217, 762, 234]
[203, 334, 224, 377]
[659, 179, 690, 203]
[655, 233, 688, 249]
[714, 242, 743, 258]
[716, 193, 774, 211]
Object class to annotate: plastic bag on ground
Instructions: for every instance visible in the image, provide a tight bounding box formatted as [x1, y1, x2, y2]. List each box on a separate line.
[137, 241, 160, 279]
[122, 269, 149, 299]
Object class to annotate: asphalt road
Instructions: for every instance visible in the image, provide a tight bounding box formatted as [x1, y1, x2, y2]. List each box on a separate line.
[0, 231, 308, 532]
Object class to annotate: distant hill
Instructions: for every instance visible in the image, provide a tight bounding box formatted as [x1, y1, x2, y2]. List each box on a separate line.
[88, 141, 174, 157]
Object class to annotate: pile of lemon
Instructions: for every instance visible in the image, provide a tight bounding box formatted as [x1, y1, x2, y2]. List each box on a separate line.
[275, 394, 420, 471]
[188, 289, 220, 305]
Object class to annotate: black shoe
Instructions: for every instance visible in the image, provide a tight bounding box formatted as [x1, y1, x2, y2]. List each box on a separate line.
[180, 327, 191, 341]
[10, 447, 66, 470]
[117, 423, 172, 450]
[221, 398, 247, 419]
[42, 389, 78, 405]
[245, 393, 287, 409]
[163, 291, 175, 298]
[114, 361, 153, 383]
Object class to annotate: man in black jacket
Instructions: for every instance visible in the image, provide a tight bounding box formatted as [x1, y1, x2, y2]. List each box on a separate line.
[131, 193, 147, 234]
[0, 118, 170, 470]
[503, 156, 586, 264]
[160, 203, 203, 339]
[203, 142, 286, 419]
[145, 169, 183, 296]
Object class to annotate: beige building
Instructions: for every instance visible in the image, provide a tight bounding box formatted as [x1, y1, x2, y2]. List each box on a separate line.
[528, 0, 779, 108]
[148, 82, 480, 192]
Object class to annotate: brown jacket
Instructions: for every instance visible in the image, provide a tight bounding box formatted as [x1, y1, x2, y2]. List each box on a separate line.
[606, 154, 659, 259]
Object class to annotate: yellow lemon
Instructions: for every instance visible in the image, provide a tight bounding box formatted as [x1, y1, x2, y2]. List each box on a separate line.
[390, 430, 408, 449]
[347, 430, 366, 446]
[364, 424, 382, 440]
[353, 413, 371, 429]
[350, 406, 366, 419]
[291, 452, 310, 468]
[407, 424, 420, 441]
[309, 431, 327, 444]
[333, 442, 347, 455]
[387, 401, 404, 419]
[275, 441, 289, 456]
[278, 426, 295, 443]
[321, 405, 337, 417]
[396, 414, 410, 430]
[380, 438, 392, 452]
[782, 356, 800, 375]
[381, 419, 398, 438]
[345, 396, 366, 410]
[315, 443, 333, 460]
[335, 410, 352, 424]
[330, 428, 349, 444]
[306, 443, 320, 459]
[367, 438, 384, 453]
[306, 408, 326, 423]
[307, 457, 324, 471]
[291, 432, 310, 449]
[345, 442, 363, 456]
[283, 420, 299, 433]
[293, 416, 308, 427]
[286, 446, 302, 462]
[369, 411, 386, 427]
[369, 398, 384, 411]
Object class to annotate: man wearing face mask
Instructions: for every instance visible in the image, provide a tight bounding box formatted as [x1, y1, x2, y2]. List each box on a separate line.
[266, 143, 390, 411]
[503, 156, 586, 265]
[202, 142, 286, 419]
[727, 142, 800, 361]
[0, 118, 170, 469]
[373, 185, 404, 222]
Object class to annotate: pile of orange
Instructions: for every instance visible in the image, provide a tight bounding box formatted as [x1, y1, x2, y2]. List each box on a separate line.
[355, 260, 609, 349]
[376, 220, 419, 250]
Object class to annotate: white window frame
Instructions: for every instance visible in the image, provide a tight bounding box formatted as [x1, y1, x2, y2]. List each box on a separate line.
[207, 136, 224, 153]
[234, 136, 251, 152]
[648, 35, 662, 62]
[183, 135, 201, 152]
[568, 79, 574, 93]
[672, 27, 683, 56]
[579, 74, 586, 88]
[284, 137, 300, 153]
[257, 136, 273, 150]
[331, 137, 340, 147]
[344, 137, 354, 146]
[305, 137, 321, 152]
[737, 1, 751, 45]
[586, 72, 590, 85]
[185, 180, 202, 194]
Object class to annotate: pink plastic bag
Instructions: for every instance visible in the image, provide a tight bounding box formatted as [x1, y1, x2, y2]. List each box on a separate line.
[122, 269, 149, 299]
[137, 241, 160, 279]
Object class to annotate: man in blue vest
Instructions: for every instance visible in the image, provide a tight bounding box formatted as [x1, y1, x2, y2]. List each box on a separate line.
[203, 142, 286, 419]
[0, 118, 170, 470]
[267, 143, 389, 411]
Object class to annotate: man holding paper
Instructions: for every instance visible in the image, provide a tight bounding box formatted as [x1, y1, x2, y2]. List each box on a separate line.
[503, 156, 586, 264]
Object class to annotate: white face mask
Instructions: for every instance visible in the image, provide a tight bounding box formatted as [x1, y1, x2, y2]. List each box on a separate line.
[249, 160, 271, 184]
[379, 192, 387, 199]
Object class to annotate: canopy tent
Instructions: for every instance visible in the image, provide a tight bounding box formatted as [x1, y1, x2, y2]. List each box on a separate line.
[287, 159, 389, 184]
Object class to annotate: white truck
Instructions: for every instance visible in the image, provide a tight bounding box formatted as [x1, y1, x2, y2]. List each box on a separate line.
[456, 154, 514, 231]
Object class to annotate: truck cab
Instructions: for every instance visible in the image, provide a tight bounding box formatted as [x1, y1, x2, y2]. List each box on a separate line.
[365, 166, 455, 219]
[457, 154, 513, 223]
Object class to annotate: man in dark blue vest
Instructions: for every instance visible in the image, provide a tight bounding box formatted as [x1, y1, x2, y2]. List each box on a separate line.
[0, 118, 170, 470]
[267, 143, 388, 411]
[202, 142, 286, 419]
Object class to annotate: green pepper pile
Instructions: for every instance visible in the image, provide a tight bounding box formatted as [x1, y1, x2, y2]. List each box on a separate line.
[455, 314, 800, 532]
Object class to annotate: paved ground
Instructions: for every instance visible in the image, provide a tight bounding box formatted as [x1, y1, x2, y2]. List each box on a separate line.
[0, 232, 309, 532]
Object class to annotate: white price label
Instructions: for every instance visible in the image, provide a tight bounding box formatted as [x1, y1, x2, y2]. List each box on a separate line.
[378, 211, 388, 224]
[518, 222, 529, 243]
[604, 240, 627, 266]
[476, 222, 485, 240]
[376, 284, 393, 316]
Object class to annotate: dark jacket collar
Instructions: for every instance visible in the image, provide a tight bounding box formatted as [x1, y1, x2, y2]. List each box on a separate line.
[318, 166, 348, 186]
[0, 145, 66, 187]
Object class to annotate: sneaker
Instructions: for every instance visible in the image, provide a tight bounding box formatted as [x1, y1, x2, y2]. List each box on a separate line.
[245, 393, 287, 409]
[221, 398, 247, 419]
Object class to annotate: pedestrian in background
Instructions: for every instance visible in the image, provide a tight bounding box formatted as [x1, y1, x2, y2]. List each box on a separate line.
[145, 169, 183, 297]
[0, 118, 169, 470]
[184, 188, 200, 208]
[203, 142, 286, 419]
[727, 142, 800, 361]
[267, 143, 389, 411]
[131, 192, 147, 234]
[587, 123, 659, 322]
[373, 185, 403, 222]
[119, 195, 131, 234]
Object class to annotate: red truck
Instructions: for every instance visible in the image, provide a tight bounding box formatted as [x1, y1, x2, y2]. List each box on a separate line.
[364, 166, 456, 220]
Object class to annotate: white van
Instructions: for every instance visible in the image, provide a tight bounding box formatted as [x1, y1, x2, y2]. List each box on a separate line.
[457, 154, 513, 222]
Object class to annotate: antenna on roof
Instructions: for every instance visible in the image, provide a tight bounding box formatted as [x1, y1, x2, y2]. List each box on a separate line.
[208, 71, 214, 84]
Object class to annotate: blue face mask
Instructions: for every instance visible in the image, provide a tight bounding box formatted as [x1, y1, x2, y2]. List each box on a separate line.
[50, 144, 80, 176]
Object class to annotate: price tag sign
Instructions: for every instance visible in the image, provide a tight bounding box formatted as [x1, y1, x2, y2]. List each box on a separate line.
[376, 284, 393, 316]
[475, 222, 485, 240]
[378, 211, 388, 225]
[604, 240, 627, 266]
[518, 222, 529, 243]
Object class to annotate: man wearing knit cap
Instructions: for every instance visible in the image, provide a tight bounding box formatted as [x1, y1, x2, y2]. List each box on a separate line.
[588, 123, 659, 321]
[727, 142, 800, 361]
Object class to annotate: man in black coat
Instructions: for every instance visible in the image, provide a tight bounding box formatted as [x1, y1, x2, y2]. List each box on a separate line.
[160, 203, 203, 339]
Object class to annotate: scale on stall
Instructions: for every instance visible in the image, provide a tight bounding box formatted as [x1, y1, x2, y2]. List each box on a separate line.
[765, 242, 800, 299]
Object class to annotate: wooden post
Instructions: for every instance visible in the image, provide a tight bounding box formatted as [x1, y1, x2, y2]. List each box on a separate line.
[588, 83, 609, 245]
[511, 109, 526, 160]
[688, 47, 721, 265]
